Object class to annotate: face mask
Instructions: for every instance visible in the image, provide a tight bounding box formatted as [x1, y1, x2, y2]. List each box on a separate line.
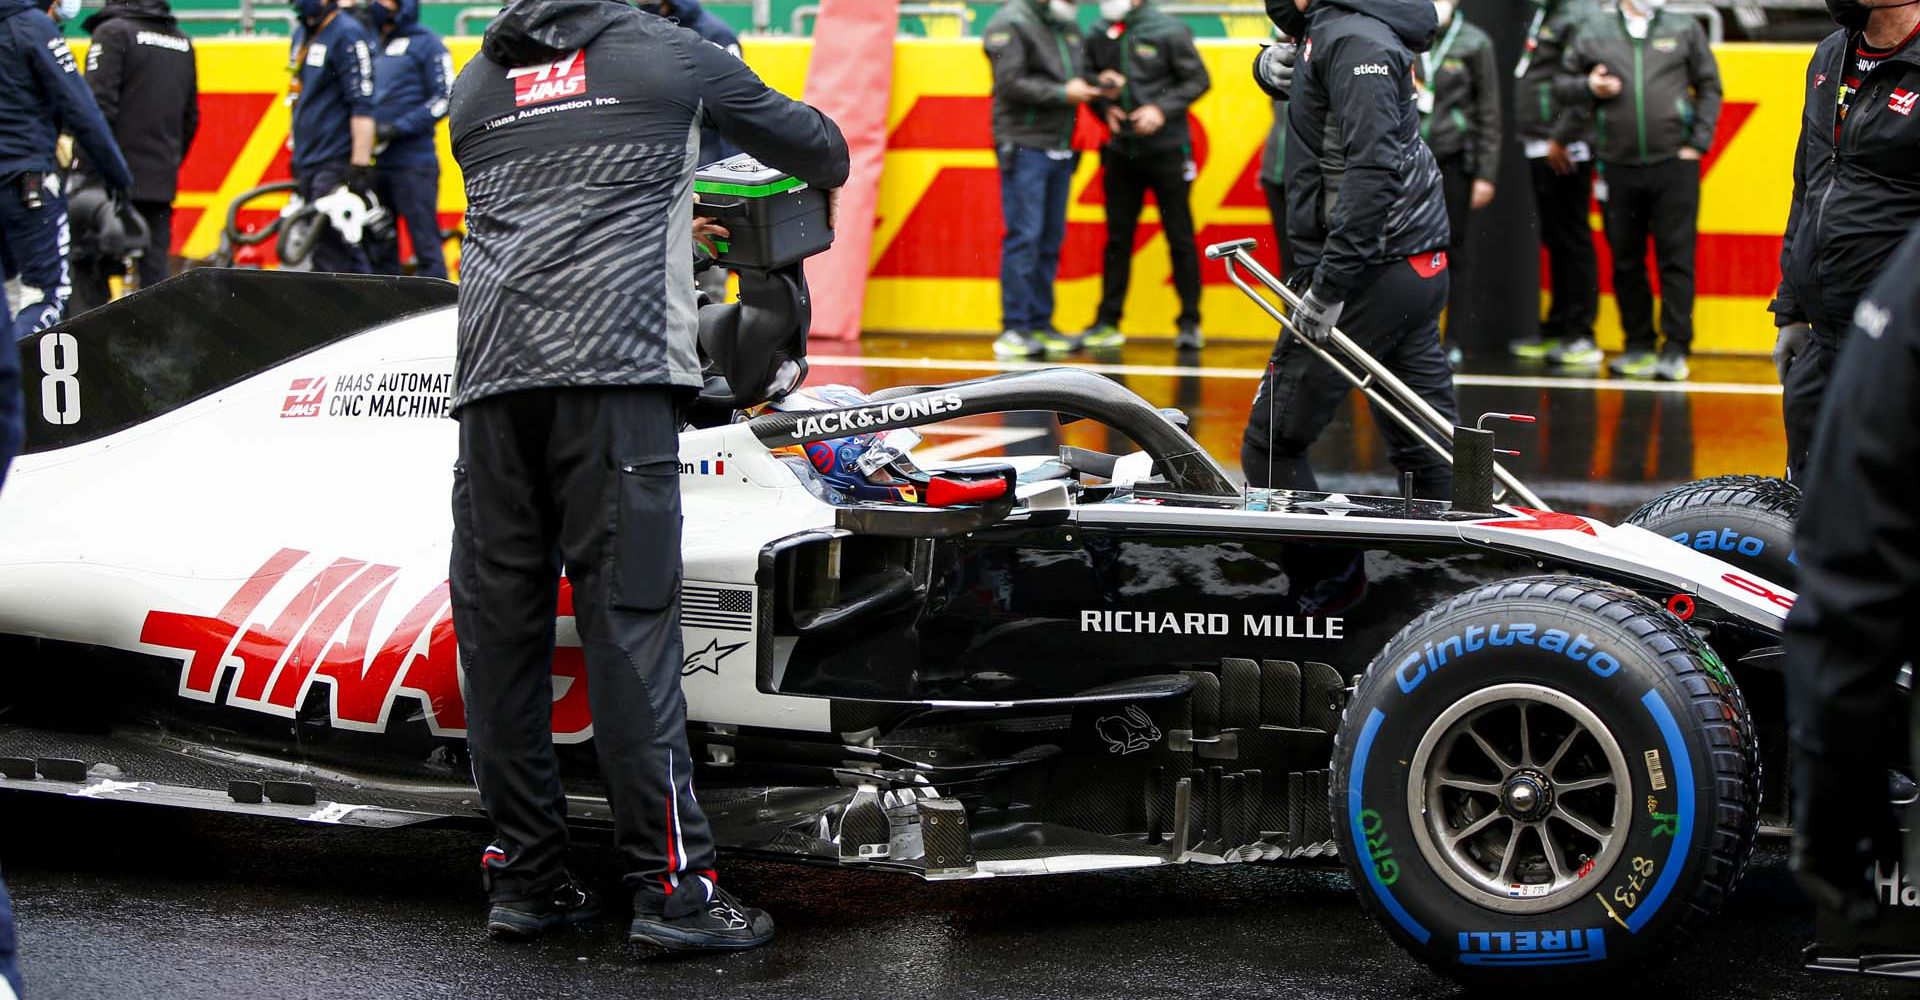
[1270, 0, 1309, 40]
[1099, 0, 1131, 21]
[50, 0, 79, 22]
[1827, 0, 1871, 27]
[1829, 0, 1920, 29]
[1432, 0, 1454, 23]
[365, 0, 392, 29]
[1048, 0, 1077, 23]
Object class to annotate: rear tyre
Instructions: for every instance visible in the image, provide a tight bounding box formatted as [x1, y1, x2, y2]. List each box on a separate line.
[1625, 475, 1798, 588]
[1332, 577, 1758, 985]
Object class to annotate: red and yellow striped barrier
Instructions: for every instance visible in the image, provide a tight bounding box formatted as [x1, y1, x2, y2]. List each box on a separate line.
[115, 37, 1811, 352]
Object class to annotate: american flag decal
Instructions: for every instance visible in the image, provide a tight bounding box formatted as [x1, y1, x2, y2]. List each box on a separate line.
[682, 586, 753, 631]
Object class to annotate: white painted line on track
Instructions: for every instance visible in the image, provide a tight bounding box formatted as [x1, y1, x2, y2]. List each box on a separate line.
[808, 354, 1784, 396]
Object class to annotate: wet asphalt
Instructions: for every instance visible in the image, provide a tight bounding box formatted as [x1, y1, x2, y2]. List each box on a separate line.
[0, 792, 1899, 1000]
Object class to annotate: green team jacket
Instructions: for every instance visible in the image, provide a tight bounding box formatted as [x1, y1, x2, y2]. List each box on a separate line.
[983, 0, 1087, 151]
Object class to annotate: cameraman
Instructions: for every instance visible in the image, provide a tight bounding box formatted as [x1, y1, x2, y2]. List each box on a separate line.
[1245, 0, 1457, 499]
[448, 0, 846, 952]
[1771, 0, 1920, 482]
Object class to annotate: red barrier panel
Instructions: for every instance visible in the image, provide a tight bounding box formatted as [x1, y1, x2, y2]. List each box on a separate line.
[800, 0, 900, 341]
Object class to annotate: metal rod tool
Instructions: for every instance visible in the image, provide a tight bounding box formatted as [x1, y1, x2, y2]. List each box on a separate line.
[1205, 239, 1550, 511]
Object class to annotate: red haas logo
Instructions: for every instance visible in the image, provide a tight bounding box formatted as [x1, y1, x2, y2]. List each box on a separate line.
[509, 50, 587, 107]
[1890, 88, 1917, 117]
[282, 377, 326, 418]
[140, 549, 595, 741]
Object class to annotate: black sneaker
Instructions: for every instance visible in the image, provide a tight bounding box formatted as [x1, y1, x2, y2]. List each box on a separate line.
[629, 883, 775, 952]
[486, 875, 601, 940]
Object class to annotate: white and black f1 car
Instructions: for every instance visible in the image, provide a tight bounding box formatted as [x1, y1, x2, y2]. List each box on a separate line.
[0, 260, 1820, 985]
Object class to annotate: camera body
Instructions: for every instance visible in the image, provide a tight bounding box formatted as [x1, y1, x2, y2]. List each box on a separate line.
[692, 153, 834, 271]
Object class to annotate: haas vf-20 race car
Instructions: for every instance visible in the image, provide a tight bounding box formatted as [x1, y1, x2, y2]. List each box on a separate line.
[0, 265, 1807, 985]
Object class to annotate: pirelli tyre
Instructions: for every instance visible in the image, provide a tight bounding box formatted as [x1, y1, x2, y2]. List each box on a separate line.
[1626, 475, 1798, 588]
[1331, 577, 1758, 985]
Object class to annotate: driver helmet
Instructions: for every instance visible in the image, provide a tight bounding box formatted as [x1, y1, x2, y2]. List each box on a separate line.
[765, 385, 928, 503]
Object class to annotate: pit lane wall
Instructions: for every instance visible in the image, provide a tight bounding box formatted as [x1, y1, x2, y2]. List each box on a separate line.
[133, 37, 1808, 353]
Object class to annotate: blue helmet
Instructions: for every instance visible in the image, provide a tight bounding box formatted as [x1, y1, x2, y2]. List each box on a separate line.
[767, 386, 927, 503]
[765, 386, 1016, 507]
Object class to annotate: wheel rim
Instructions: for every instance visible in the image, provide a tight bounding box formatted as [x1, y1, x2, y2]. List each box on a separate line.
[1405, 683, 1633, 914]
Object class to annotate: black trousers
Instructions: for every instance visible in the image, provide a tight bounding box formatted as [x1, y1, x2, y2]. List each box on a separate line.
[1260, 178, 1298, 279]
[1602, 158, 1700, 357]
[1528, 157, 1598, 343]
[1782, 322, 1844, 484]
[452, 386, 716, 908]
[1096, 145, 1201, 328]
[70, 199, 173, 314]
[365, 163, 447, 279]
[1241, 255, 1459, 499]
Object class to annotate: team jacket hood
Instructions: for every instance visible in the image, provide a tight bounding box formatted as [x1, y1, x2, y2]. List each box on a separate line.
[1280, 0, 1450, 300]
[81, 0, 175, 32]
[665, 0, 708, 22]
[1317, 0, 1437, 52]
[0, 0, 40, 21]
[483, 0, 626, 67]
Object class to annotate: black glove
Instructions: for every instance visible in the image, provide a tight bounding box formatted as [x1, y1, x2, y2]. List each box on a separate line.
[1253, 40, 1298, 100]
[1290, 287, 1344, 344]
[1773, 321, 1810, 384]
[346, 164, 373, 197]
[375, 123, 396, 143]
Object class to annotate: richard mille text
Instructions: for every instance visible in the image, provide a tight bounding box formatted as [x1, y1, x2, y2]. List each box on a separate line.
[1079, 611, 1344, 639]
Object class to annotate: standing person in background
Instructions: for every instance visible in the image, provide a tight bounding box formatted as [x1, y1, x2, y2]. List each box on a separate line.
[636, 0, 740, 165]
[1078, 0, 1211, 353]
[1771, 0, 1920, 483]
[1507, 0, 1600, 361]
[1413, 0, 1498, 368]
[71, 0, 196, 306]
[984, 0, 1099, 360]
[638, 0, 741, 303]
[1558, 0, 1720, 380]
[1260, 95, 1294, 276]
[287, 0, 376, 274]
[364, 0, 451, 279]
[1254, 32, 1298, 276]
[0, 0, 132, 339]
[636, 0, 736, 56]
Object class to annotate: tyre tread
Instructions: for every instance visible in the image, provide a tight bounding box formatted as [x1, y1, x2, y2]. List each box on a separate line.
[1332, 575, 1759, 985]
